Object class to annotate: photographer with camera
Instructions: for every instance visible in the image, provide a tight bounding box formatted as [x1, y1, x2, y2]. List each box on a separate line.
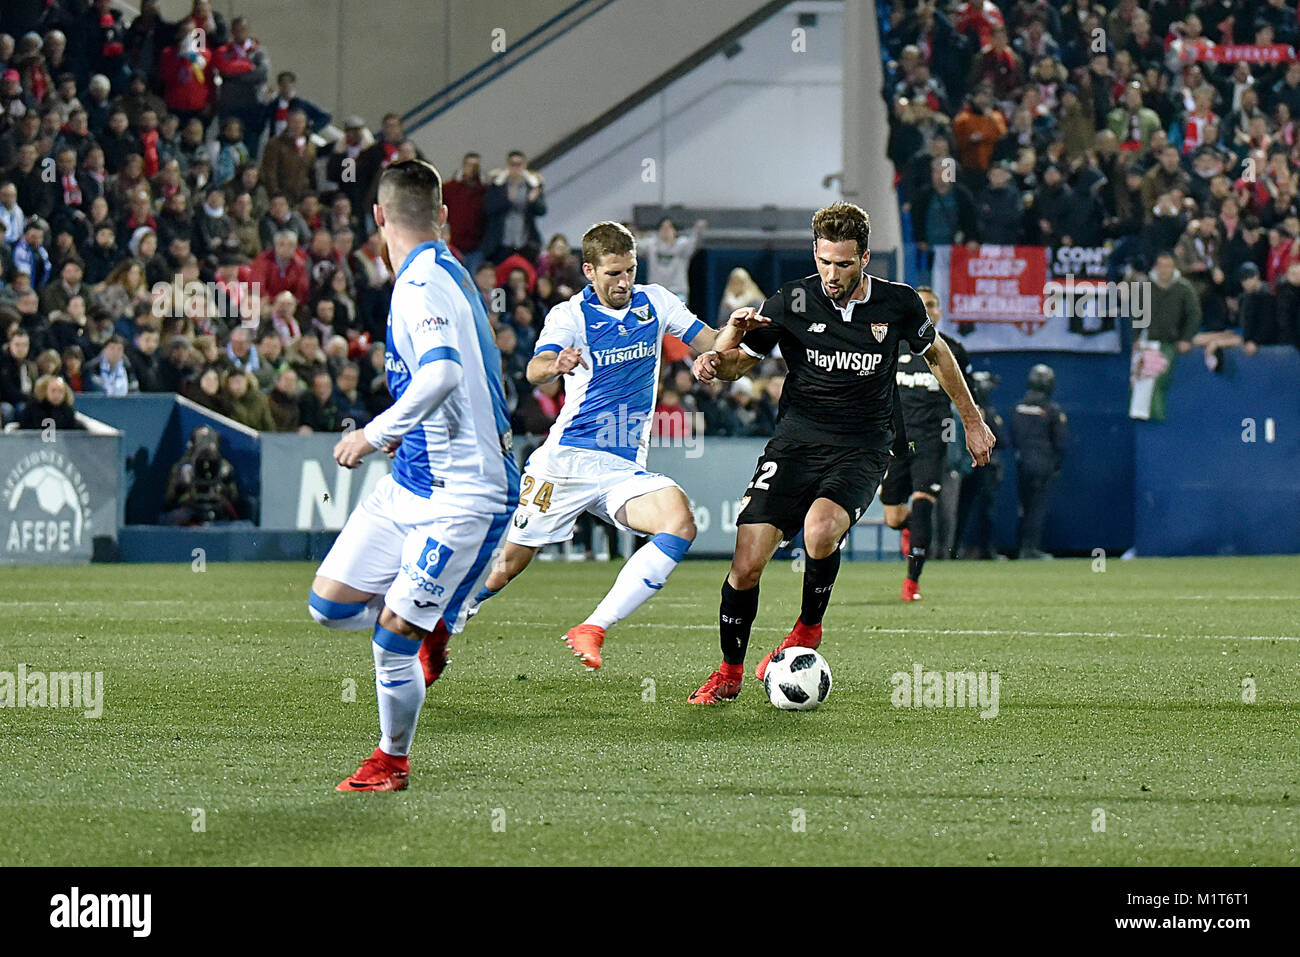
[160, 425, 245, 525]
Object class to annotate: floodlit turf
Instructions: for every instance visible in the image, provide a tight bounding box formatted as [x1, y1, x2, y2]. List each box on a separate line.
[1, 555, 1297, 866]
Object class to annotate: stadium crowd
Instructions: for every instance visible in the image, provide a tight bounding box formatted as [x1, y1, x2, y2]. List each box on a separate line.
[0, 0, 785, 450]
[882, 0, 1300, 367]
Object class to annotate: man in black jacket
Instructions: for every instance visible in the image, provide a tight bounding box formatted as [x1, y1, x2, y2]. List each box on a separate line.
[975, 162, 1024, 245]
[1012, 364, 1068, 559]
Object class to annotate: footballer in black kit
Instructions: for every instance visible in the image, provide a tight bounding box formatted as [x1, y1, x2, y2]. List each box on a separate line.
[732, 272, 935, 538]
[686, 202, 995, 705]
[881, 286, 973, 601]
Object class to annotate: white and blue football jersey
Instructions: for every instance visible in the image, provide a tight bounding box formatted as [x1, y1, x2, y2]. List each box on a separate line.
[531, 283, 705, 467]
[377, 240, 520, 512]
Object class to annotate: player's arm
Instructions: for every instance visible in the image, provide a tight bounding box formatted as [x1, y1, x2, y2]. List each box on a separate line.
[527, 303, 587, 384]
[334, 356, 463, 467]
[922, 335, 995, 467]
[693, 307, 774, 383]
[527, 346, 587, 384]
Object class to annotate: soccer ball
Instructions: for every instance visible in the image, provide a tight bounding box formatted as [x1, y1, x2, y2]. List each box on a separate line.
[764, 648, 832, 711]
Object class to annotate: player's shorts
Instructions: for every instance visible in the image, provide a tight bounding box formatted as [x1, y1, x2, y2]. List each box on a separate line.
[735, 435, 892, 541]
[880, 436, 945, 505]
[506, 442, 679, 547]
[316, 474, 510, 633]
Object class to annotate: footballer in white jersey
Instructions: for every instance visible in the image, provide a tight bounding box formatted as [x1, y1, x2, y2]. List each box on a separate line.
[307, 159, 519, 793]
[463, 220, 766, 672]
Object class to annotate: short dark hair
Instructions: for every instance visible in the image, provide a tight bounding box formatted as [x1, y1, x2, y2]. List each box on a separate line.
[376, 159, 442, 231]
[277, 71, 296, 83]
[582, 221, 636, 265]
[812, 201, 871, 255]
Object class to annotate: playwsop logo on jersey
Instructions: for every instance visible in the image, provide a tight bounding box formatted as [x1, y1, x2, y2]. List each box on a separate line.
[3, 448, 91, 556]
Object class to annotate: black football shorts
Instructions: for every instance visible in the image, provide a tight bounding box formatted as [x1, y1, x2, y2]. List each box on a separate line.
[881, 436, 946, 504]
[736, 435, 891, 541]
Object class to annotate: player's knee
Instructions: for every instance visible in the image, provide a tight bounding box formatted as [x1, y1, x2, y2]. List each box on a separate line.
[728, 557, 763, 591]
[662, 510, 696, 542]
[308, 590, 378, 631]
[803, 517, 841, 557]
[883, 505, 909, 529]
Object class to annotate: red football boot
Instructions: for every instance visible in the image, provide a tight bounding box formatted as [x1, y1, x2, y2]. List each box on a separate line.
[419, 619, 450, 688]
[755, 619, 823, 682]
[564, 623, 605, 670]
[335, 747, 410, 792]
[901, 578, 922, 602]
[688, 664, 743, 705]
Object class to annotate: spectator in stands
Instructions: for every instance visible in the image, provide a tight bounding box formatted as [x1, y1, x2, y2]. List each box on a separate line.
[952, 83, 1007, 187]
[0, 181, 26, 243]
[537, 233, 583, 292]
[717, 268, 765, 328]
[298, 368, 341, 432]
[265, 366, 301, 432]
[912, 157, 978, 256]
[158, 25, 215, 128]
[250, 230, 309, 303]
[1141, 146, 1192, 223]
[262, 70, 330, 142]
[333, 361, 369, 428]
[258, 193, 310, 249]
[1236, 263, 1278, 355]
[39, 258, 86, 316]
[221, 368, 274, 432]
[0, 328, 36, 424]
[483, 150, 547, 263]
[1144, 252, 1201, 353]
[442, 151, 487, 274]
[975, 161, 1023, 244]
[213, 16, 268, 153]
[12, 218, 52, 287]
[18, 374, 81, 431]
[261, 108, 316, 205]
[639, 216, 706, 302]
[86, 334, 138, 395]
[128, 322, 163, 392]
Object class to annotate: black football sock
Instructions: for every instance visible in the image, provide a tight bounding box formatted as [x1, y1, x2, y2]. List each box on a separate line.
[907, 497, 934, 582]
[719, 579, 760, 666]
[800, 547, 841, 627]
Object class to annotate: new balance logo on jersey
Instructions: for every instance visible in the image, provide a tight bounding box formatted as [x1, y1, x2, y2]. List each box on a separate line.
[805, 349, 884, 375]
[593, 341, 656, 367]
[808, 323, 826, 333]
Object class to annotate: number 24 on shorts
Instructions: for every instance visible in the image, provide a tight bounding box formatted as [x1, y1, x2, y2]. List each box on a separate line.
[519, 476, 555, 512]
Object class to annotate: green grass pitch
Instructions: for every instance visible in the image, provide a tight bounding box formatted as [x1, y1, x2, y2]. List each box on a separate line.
[1, 555, 1297, 866]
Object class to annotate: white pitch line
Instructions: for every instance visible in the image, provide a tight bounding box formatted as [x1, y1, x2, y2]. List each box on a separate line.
[483, 620, 1300, 642]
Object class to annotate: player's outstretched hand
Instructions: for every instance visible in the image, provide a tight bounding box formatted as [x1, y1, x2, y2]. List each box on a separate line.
[965, 416, 996, 468]
[727, 307, 771, 333]
[555, 346, 588, 375]
[694, 350, 720, 382]
[334, 429, 379, 469]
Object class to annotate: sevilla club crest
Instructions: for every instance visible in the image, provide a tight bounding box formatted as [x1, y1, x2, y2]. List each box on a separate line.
[870, 322, 888, 343]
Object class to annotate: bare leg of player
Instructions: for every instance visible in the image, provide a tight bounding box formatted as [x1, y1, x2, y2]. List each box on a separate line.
[561, 486, 697, 671]
[335, 605, 432, 792]
[688, 522, 783, 704]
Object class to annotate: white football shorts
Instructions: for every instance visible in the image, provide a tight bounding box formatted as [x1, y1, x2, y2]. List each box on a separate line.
[316, 474, 510, 632]
[506, 443, 679, 547]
